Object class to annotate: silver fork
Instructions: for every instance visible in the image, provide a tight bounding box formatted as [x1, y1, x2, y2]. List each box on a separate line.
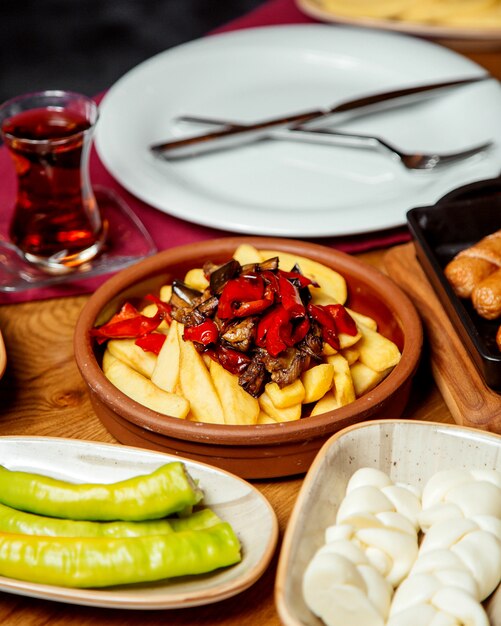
[174, 115, 493, 171]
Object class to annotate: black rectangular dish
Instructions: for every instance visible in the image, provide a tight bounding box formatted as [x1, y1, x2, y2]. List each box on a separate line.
[407, 177, 501, 391]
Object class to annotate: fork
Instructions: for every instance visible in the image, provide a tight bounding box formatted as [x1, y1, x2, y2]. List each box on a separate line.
[174, 115, 493, 171]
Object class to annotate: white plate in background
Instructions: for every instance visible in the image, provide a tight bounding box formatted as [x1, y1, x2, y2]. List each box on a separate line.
[96, 25, 501, 237]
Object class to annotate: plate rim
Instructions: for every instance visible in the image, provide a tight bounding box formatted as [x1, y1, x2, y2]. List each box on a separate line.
[0, 435, 279, 609]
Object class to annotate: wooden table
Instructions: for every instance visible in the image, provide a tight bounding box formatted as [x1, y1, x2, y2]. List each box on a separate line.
[0, 247, 452, 626]
[0, 42, 500, 626]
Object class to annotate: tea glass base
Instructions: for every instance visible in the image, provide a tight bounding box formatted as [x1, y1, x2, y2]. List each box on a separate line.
[0, 187, 157, 292]
[22, 226, 108, 276]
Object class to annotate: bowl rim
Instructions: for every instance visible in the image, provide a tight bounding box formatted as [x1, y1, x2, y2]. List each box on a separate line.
[74, 236, 423, 446]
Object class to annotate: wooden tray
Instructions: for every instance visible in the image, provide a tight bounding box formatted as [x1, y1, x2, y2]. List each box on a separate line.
[385, 242, 501, 432]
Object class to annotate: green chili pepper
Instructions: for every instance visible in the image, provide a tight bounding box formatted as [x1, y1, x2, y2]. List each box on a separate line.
[0, 462, 203, 521]
[167, 508, 222, 533]
[0, 502, 221, 538]
[0, 523, 241, 588]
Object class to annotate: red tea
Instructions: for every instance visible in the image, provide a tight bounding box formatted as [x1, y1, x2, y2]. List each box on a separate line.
[2, 106, 104, 260]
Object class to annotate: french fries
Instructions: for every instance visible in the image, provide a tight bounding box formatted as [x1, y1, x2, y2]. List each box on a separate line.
[265, 380, 305, 408]
[102, 352, 189, 418]
[99, 245, 402, 425]
[176, 324, 225, 424]
[151, 320, 181, 393]
[258, 392, 302, 422]
[107, 339, 157, 379]
[209, 360, 260, 425]
[183, 268, 209, 292]
[301, 364, 334, 404]
[350, 362, 393, 397]
[232, 243, 263, 265]
[327, 354, 356, 407]
[310, 392, 339, 417]
[356, 323, 402, 372]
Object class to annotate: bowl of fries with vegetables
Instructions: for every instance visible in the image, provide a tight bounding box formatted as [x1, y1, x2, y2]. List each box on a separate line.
[74, 237, 422, 478]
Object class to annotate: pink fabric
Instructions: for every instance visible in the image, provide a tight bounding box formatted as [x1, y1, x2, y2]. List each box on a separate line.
[0, 0, 410, 304]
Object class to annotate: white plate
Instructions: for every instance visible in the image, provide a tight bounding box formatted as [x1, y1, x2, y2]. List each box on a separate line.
[96, 24, 501, 237]
[0, 437, 278, 609]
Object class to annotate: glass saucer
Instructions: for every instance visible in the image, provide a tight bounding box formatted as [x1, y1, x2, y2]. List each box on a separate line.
[0, 187, 157, 292]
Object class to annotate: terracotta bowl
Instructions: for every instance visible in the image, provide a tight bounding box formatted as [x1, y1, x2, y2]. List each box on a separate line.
[74, 237, 422, 479]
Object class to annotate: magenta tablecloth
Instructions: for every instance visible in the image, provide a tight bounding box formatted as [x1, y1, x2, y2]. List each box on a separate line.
[0, 0, 410, 304]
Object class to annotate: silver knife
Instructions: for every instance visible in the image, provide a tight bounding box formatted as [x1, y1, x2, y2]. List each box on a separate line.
[150, 75, 490, 159]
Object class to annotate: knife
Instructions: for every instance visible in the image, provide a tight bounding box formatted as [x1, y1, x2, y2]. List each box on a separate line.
[150, 75, 489, 159]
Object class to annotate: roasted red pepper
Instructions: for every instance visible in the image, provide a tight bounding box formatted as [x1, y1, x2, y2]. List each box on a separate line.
[183, 319, 219, 346]
[278, 269, 316, 289]
[256, 304, 309, 357]
[256, 306, 289, 357]
[91, 304, 163, 344]
[208, 345, 252, 375]
[261, 270, 280, 296]
[107, 302, 139, 323]
[90, 295, 172, 345]
[134, 333, 166, 355]
[287, 316, 310, 345]
[306, 303, 357, 350]
[307, 303, 341, 350]
[324, 304, 358, 336]
[278, 273, 305, 317]
[217, 274, 273, 319]
[145, 294, 172, 324]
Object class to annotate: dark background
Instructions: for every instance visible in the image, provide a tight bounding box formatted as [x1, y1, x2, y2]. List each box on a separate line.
[1, 0, 266, 102]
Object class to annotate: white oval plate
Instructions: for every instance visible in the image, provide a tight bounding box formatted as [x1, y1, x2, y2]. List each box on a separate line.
[0, 437, 278, 609]
[96, 24, 501, 237]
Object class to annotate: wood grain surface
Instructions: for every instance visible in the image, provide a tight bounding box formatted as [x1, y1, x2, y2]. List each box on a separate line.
[0, 38, 499, 626]
[385, 243, 501, 432]
[0, 248, 453, 626]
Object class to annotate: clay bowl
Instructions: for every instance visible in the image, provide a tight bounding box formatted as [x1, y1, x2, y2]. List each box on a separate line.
[74, 237, 422, 479]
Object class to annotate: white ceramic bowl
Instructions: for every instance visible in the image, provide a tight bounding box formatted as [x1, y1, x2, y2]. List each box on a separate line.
[275, 419, 501, 626]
